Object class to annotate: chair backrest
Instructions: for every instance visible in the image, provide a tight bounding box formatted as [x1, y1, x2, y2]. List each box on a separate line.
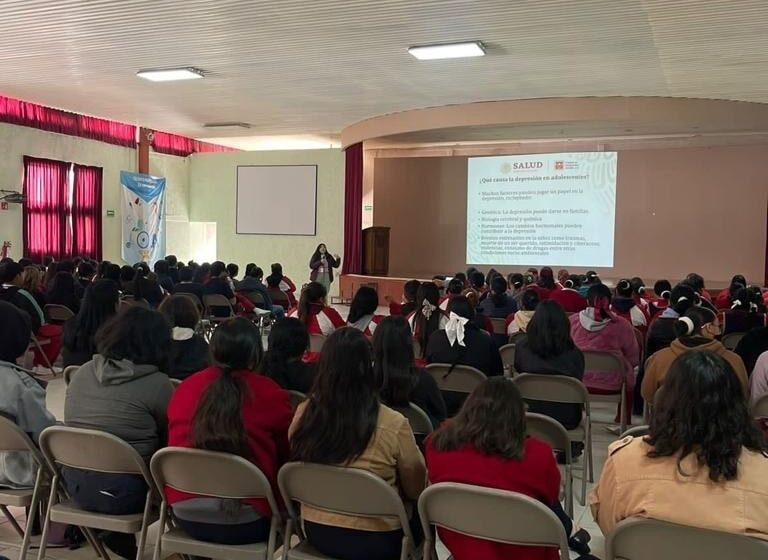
[288, 390, 307, 410]
[175, 292, 204, 312]
[39, 426, 151, 483]
[0, 416, 45, 466]
[583, 351, 625, 374]
[753, 393, 768, 419]
[151, 447, 280, 516]
[63, 365, 79, 386]
[721, 331, 746, 351]
[393, 403, 433, 435]
[203, 293, 234, 315]
[278, 462, 412, 540]
[426, 363, 487, 394]
[508, 331, 526, 345]
[525, 413, 571, 463]
[499, 343, 516, 375]
[120, 296, 150, 309]
[44, 304, 75, 323]
[620, 425, 650, 438]
[268, 288, 290, 307]
[242, 291, 266, 306]
[308, 333, 326, 352]
[513, 373, 590, 411]
[418, 483, 569, 560]
[489, 317, 507, 336]
[605, 517, 768, 560]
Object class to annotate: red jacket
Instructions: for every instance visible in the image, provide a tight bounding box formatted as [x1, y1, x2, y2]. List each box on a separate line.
[425, 436, 561, 560]
[549, 288, 587, 313]
[166, 367, 293, 515]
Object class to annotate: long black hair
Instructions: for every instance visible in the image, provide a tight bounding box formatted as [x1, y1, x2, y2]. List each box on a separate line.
[297, 281, 327, 325]
[192, 317, 263, 458]
[490, 275, 509, 307]
[374, 315, 418, 407]
[95, 307, 171, 370]
[290, 328, 380, 464]
[646, 351, 765, 481]
[537, 267, 556, 290]
[347, 286, 379, 324]
[309, 243, 330, 266]
[413, 281, 441, 356]
[262, 317, 309, 389]
[526, 300, 575, 357]
[67, 280, 119, 355]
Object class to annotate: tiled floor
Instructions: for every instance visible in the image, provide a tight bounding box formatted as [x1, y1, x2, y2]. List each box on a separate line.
[7, 350, 628, 560]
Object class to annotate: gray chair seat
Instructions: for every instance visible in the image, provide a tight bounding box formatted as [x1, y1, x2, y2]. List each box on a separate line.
[50, 499, 156, 533]
[161, 527, 272, 560]
[0, 488, 34, 507]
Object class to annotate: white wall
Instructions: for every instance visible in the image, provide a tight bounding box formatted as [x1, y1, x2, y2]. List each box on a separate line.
[188, 149, 344, 293]
[0, 123, 191, 263]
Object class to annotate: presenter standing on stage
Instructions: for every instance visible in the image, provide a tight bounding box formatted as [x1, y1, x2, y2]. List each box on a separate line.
[309, 243, 341, 292]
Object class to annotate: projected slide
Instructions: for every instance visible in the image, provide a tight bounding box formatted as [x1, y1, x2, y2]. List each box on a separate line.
[467, 152, 617, 267]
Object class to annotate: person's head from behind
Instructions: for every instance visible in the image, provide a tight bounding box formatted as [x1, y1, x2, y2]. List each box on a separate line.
[674, 306, 719, 340]
[416, 281, 440, 309]
[469, 271, 485, 290]
[557, 269, 569, 285]
[153, 259, 169, 276]
[490, 274, 507, 296]
[520, 288, 541, 312]
[587, 283, 612, 319]
[670, 283, 696, 314]
[226, 263, 239, 278]
[685, 272, 706, 293]
[298, 281, 327, 323]
[448, 295, 475, 321]
[647, 351, 764, 481]
[178, 266, 194, 283]
[266, 274, 280, 288]
[630, 277, 645, 296]
[165, 255, 178, 267]
[159, 295, 201, 330]
[447, 277, 464, 296]
[453, 272, 467, 287]
[120, 265, 136, 283]
[728, 274, 747, 298]
[290, 328, 379, 463]
[403, 279, 420, 302]
[564, 274, 581, 289]
[747, 286, 767, 313]
[348, 286, 379, 323]
[615, 279, 633, 299]
[538, 266, 555, 289]
[270, 263, 284, 277]
[654, 279, 672, 299]
[51, 271, 76, 294]
[78, 279, 119, 329]
[210, 261, 227, 278]
[134, 262, 149, 278]
[373, 315, 416, 406]
[102, 263, 121, 282]
[192, 317, 262, 457]
[0, 262, 24, 286]
[522, 272, 536, 287]
[508, 273, 524, 291]
[430, 377, 526, 459]
[585, 271, 600, 285]
[0, 301, 32, 362]
[21, 266, 42, 292]
[95, 307, 171, 369]
[77, 261, 95, 280]
[264, 317, 309, 386]
[527, 300, 574, 357]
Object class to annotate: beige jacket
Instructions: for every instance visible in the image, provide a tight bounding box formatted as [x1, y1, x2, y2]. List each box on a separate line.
[591, 436, 768, 540]
[289, 402, 426, 531]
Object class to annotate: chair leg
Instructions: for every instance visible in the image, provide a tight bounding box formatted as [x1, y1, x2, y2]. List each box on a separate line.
[565, 465, 574, 518]
[80, 527, 108, 560]
[31, 337, 56, 376]
[18, 470, 46, 560]
[135, 494, 153, 560]
[152, 502, 167, 560]
[587, 420, 594, 483]
[35, 481, 59, 560]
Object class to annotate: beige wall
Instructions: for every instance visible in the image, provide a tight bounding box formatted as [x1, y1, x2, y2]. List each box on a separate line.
[373, 145, 768, 285]
[0, 122, 191, 263]
[188, 148, 344, 293]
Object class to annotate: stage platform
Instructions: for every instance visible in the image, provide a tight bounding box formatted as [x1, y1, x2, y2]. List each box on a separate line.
[336, 274, 431, 305]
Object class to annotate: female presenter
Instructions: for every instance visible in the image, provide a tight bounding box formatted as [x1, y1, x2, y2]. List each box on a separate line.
[309, 243, 341, 291]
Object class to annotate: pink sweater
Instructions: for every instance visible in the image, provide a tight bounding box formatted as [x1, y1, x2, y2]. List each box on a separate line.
[569, 309, 640, 392]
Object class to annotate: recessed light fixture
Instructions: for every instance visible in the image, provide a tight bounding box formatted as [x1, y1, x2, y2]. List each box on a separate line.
[408, 41, 486, 60]
[203, 122, 251, 130]
[136, 67, 205, 82]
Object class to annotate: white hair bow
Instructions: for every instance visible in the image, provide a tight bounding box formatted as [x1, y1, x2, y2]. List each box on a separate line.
[422, 300, 436, 320]
[445, 312, 469, 347]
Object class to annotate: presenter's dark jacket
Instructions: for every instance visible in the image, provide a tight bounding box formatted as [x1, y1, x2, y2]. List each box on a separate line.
[425, 325, 503, 378]
[309, 254, 341, 283]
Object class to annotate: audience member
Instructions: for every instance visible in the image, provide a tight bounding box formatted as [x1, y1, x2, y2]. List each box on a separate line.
[47, 271, 81, 313]
[646, 283, 696, 356]
[477, 275, 517, 318]
[592, 351, 768, 538]
[239, 264, 284, 318]
[166, 317, 292, 544]
[269, 263, 297, 307]
[537, 266, 557, 292]
[347, 286, 383, 335]
[202, 261, 236, 316]
[610, 279, 648, 329]
[153, 259, 175, 293]
[290, 328, 425, 560]
[389, 279, 419, 317]
[685, 272, 712, 302]
[101, 263, 121, 283]
[720, 286, 767, 335]
[62, 280, 119, 367]
[507, 272, 525, 301]
[173, 265, 205, 303]
[549, 274, 587, 313]
[75, 261, 96, 297]
[226, 262, 240, 290]
[164, 255, 180, 284]
[439, 277, 464, 311]
[119, 265, 136, 293]
[642, 306, 747, 403]
[749, 350, 768, 404]
[506, 288, 540, 336]
[21, 265, 46, 308]
[158, 295, 210, 380]
[408, 281, 448, 358]
[288, 281, 345, 337]
[262, 317, 316, 393]
[714, 274, 747, 310]
[514, 300, 585, 429]
[734, 322, 768, 376]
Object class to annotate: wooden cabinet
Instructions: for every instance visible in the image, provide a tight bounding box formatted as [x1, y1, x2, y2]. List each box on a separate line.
[362, 226, 390, 276]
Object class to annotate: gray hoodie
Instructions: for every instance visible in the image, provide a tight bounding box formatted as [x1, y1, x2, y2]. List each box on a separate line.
[0, 361, 56, 489]
[65, 355, 174, 458]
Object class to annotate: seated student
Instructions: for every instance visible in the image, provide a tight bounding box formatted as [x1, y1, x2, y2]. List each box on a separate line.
[426, 296, 503, 379]
[570, 284, 640, 424]
[735, 323, 768, 377]
[537, 266, 558, 292]
[119, 265, 136, 293]
[158, 295, 210, 380]
[549, 275, 587, 313]
[239, 264, 284, 318]
[715, 274, 747, 310]
[226, 263, 240, 291]
[193, 263, 210, 285]
[166, 317, 292, 544]
[347, 286, 384, 336]
[101, 263, 122, 284]
[469, 271, 488, 302]
[642, 307, 747, 403]
[0, 261, 63, 367]
[47, 271, 81, 313]
[164, 255, 180, 284]
[477, 275, 518, 319]
[262, 317, 316, 393]
[578, 271, 600, 298]
[288, 281, 345, 337]
[21, 265, 47, 309]
[62, 280, 119, 367]
[426, 378, 576, 560]
[0, 302, 57, 489]
[439, 278, 464, 311]
[173, 265, 205, 304]
[514, 300, 585, 429]
[592, 351, 768, 539]
[685, 272, 713, 302]
[453, 272, 468, 289]
[388, 279, 420, 317]
[129, 265, 165, 307]
[408, 282, 448, 359]
[374, 315, 447, 428]
[506, 289, 540, 336]
[268, 263, 297, 307]
[646, 283, 696, 357]
[290, 328, 425, 560]
[266, 273, 293, 310]
[749, 350, 768, 404]
[507, 272, 525, 301]
[153, 259, 175, 294]
[647, 279, 672, 316]
[202, 261, 236, 316]
[64, 307, 174, 558]
[556, 269, 570, 289]
[610, 279, 649, 330]
[720, 286, 767, 335]
[75, 261, 96, 299]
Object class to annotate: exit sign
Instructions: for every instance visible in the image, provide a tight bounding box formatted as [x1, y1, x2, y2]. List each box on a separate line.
[106, 209, 115, 217]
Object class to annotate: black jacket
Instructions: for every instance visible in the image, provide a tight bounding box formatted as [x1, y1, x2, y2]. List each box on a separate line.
[735, 326, 768, 376]
[167, 336, 210, 380]
[425, 325, 504, 378]
[238, 277, 274, 309]
[0, 286, 43, 331]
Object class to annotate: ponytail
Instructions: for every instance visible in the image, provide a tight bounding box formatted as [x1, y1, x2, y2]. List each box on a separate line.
[298, 281, 327, 325]
[673, 306, 716, 339]
[586, 284, 612, 320]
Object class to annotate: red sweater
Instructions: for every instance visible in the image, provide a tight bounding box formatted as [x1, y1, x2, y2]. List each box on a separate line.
[425, 437, 561, 560]
[549, 288, 587, 313]
[166, 367, 293, 515]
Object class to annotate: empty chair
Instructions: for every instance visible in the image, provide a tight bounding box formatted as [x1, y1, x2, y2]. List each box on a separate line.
[499, 343, 516, 377]
[203, 293, 236, 321]
[525, 412, 574, 516]
[605, 517, 768, 560]
[278, 462, 417, 560]
[583, 350, 629, 433]
[418, 483, 570, 560]
[36, 426, 159, 560]
[151, 447, 282, 560]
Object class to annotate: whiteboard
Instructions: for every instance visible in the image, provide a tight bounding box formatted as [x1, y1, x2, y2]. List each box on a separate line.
[236, 165, 317, 235]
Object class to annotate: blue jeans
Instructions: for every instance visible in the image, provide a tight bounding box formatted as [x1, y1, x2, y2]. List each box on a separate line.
[270, 305, 285, 318]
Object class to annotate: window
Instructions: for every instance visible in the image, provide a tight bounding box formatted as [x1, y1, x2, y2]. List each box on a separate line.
[23, 156, 103, 262]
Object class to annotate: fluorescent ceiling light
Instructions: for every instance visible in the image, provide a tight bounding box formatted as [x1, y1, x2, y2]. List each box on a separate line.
[203, 122, 251, 130]
[136, 67, 204, 82]
[408, 41, 485, 60]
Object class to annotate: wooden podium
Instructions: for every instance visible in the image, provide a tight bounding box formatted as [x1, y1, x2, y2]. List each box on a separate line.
[362, 226, 390, 276]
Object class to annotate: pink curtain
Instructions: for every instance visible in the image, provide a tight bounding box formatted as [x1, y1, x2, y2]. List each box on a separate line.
[341, 142, 363, 275]
[72, 164, 103, 261]
[23, 156, 70, 263]
[0, 95, 136, 148]
[151, 130, 238, 157]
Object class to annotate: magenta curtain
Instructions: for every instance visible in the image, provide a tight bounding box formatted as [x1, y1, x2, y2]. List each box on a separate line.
[23, 156, 70, 262]
[341, 142, 363, 275]
[151, 131, 238, 157]
[72, 164, 103, 261]
[0, 95, 136, 147]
